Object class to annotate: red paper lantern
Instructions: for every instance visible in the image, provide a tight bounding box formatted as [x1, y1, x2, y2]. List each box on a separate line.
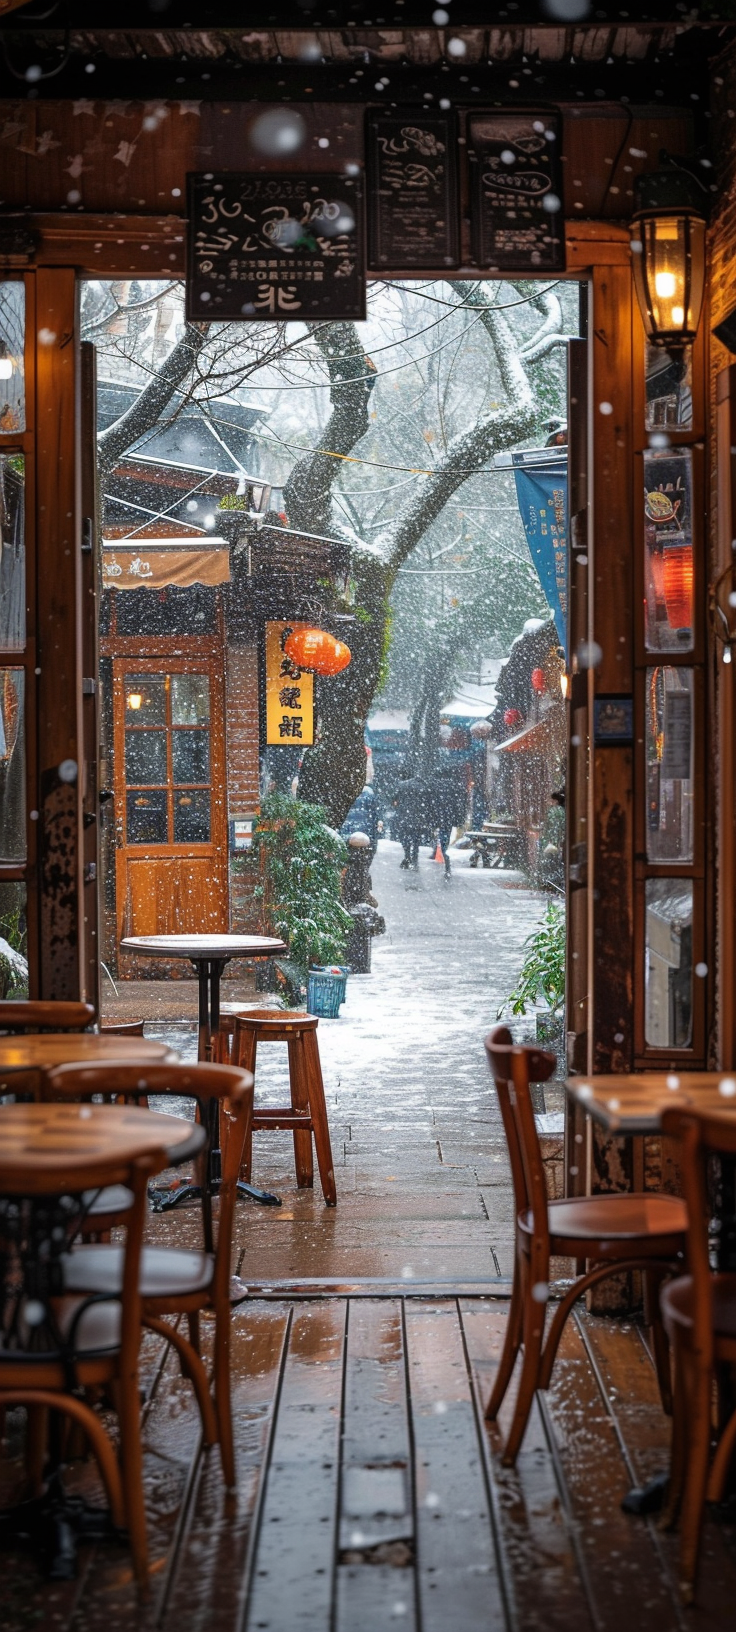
[283, 625, 352, 676]
[504, 707, 523, 729]
[531, 667, 546, 693]
[662, 543, 693, 631]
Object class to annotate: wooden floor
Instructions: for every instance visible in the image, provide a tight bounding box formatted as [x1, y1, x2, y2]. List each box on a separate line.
[3, 1293, 736, 1632]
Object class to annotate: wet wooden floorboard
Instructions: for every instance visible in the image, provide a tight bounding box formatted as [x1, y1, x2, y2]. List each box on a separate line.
[2, 1298, 736, 1632]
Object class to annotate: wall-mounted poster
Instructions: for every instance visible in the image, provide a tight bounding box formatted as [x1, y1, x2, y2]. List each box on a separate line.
[265, 621, 315, 747]
[468, 112, 565, 273]
[367, 111, 459, 270]
[187, 172, 365, 321]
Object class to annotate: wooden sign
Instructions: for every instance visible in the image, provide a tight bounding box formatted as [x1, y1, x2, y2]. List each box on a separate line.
[187, 172, 365, 322]
[468, 112, 565, 273]
[366, 111, 459, 271]
[265, 621, 314, 747]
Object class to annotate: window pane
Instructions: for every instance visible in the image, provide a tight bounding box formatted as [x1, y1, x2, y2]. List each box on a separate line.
[124, 674, 166, 724]
[646, 667, 694, 862]
[0, 283, 25, 434]
[0, 454, 25, 650]
[643, 448, 693, 653]
[0, 879, 27, 995]
[125, 730, 167, 785]
[126, 789, 168, 844]
[174, 789, 210, 843]
[645, 878, 693, 1049]
[171, 673, 210, 725]
[0, 669, 24, 861]
[172, 729, 210, 784]
[645, 342, 692, 432]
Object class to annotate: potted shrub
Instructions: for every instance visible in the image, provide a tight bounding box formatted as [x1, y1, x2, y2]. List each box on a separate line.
[498, 900, 566, 1096]
[252, 793, 353, 1007]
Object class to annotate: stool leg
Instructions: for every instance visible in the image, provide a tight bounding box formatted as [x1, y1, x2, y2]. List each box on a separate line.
[304, 1031, 337, 1206]
[234, 1030, 257, 1182]
[288, 1033, 314, 1188]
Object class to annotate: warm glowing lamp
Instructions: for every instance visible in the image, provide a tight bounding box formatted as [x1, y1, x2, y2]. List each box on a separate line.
[631, 172, 706, 350]
[662, 543, 694, 631]
[283, 625, 352, 676]
[127, 692, 143, 711]
[0, 341, 13, 382]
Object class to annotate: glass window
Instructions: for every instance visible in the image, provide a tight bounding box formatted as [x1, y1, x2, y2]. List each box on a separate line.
[645, 878, 693, 1049]
[174, 789, 210, 843]
[0, 669, 24, 862]
[171, 673, 210, 725]
[125, 729, 167, 785]
[645, 342, 692, 432]
[0, 283, 25, 435]
[0, 879, 27, 994]
[0, 454, 25, 650]
[646, 667, 694, 862]
[643, 448, 693, 653]
[172, 729, 209, 785]
[126, 789, 168, 845]
[124, 673, 166, 724]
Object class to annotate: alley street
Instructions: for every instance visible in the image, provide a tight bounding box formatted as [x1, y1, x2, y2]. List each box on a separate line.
[147, 840, 551, 1285]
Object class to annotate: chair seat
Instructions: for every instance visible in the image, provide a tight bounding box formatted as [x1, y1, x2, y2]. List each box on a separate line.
[83, 1184, 134, 1217]
[0, 1295, 121, 1361]
[62, 1243, 214, 1299]
[661, 1272, 736, 1342]
[518, 1191, 688, 1246]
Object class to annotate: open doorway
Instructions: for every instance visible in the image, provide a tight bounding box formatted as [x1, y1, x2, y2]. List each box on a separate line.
[84, 273, 581, 1279]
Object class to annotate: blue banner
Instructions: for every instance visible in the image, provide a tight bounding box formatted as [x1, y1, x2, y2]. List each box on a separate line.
[512, 457, 568, 654]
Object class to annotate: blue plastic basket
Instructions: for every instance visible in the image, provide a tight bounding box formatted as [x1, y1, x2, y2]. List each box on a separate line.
[306, 966, 349, 1018]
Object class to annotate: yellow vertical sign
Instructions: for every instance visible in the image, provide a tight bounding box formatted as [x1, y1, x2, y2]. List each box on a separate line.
[265, 621, 314, 746]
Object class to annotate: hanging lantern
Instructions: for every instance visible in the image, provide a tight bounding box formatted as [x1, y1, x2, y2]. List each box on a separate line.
[630, 172, 706, 351]
[283, 624, 352, 676]
[662, 543, 694, 631]
[531, 668, 546, 694]
[504, 707, 523, 730]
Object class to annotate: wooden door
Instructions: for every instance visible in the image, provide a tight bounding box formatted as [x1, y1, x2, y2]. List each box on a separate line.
[112, 655, 228, 975]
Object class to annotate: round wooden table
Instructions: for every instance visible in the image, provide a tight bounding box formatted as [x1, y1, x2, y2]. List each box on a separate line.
[0, 1033, 177, 1075]
[0, 1099, 205, 1189]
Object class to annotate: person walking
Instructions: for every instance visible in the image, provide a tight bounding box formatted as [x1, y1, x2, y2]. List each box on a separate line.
[394, 773, 425, 870]
[433, 771, 462, 878]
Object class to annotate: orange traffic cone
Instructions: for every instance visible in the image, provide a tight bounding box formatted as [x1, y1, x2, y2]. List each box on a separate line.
[433, 840, 445, 863]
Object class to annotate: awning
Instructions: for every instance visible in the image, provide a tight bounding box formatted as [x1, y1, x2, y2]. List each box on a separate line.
[495, 718, 551, 754]
[101, 546, 230, 590]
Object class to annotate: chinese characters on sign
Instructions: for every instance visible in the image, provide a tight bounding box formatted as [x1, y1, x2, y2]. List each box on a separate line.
[468, 112, 565, 273]
[511, 454, 568, 655]
[187, 173, 365, 321]
[265, 621, 315, 747]
[367, 112, 459, 270]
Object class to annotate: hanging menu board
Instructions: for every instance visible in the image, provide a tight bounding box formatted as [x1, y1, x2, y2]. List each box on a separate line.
[186, 172, 365, 322]
[366, 111, 459, 271]
[468, 112, 565, 273]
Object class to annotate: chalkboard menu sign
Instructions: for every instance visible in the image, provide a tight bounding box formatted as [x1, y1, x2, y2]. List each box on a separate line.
[367, 112, 459, 271]
[468, 113, 565, 274]
[186, 172, 365, 322]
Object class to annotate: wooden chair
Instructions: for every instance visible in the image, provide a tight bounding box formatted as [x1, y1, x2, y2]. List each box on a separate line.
[45, 1061, 254, 1490]
[230, 1010, 337, 1206]
[485, 1027, 687, 1465]
[659, 1105, 736, 1602]
[0, 1000, 95, 1032]
[0, 1144, 162, 1589]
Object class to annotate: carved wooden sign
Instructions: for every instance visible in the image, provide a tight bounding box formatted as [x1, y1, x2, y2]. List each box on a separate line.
[186, 171, 365, 321]
[468, 112, 565, 273]
[366, 111, 459, 270]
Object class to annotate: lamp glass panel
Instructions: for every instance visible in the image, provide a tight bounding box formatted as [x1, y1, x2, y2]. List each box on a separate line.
[646, 666, 693, 862]
[0, 284, 25, 434]
[645, 878, 693, 1048]
[643, 447, 694, 653]
[645, 342, 692, 431]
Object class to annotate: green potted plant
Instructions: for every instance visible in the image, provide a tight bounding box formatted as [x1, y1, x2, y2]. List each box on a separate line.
[498, 900, 566, 1075]
[252, 793, 353, 1007]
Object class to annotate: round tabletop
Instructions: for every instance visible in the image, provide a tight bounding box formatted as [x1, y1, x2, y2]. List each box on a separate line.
[0, 1100, 204, 1187]
[120, 934, 287, 961]
[0, 1034, 177, 1073]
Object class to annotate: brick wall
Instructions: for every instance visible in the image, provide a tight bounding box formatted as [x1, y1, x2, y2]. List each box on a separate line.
[225, 644, 261, 933]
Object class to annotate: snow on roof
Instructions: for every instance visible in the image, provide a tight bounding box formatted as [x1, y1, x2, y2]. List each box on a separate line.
[367, 710, 410, 733]
[440, 682, 497, 720]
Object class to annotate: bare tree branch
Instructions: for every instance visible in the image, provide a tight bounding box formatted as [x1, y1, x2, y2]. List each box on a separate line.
[97, 320, 210, 477]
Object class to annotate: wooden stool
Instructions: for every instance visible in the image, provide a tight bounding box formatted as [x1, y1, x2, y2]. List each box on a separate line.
[231, 1010, 337, 1206]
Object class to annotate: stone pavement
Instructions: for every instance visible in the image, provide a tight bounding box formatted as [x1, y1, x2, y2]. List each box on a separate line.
[135, 839, 552, 1285]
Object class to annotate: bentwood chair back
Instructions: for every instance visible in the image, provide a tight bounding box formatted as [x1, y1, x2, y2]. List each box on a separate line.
[659, 1106, 736, 1601]
[484, 1028, 687, 1465]
[46, 1061, 254, 1490]
[0, 1000, 95, 1032]
[0, 1143, 162, 1589]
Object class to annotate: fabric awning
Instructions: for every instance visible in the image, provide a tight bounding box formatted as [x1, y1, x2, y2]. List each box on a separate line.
[495, 718, 551, 754]
[101, 546, 230, 590]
